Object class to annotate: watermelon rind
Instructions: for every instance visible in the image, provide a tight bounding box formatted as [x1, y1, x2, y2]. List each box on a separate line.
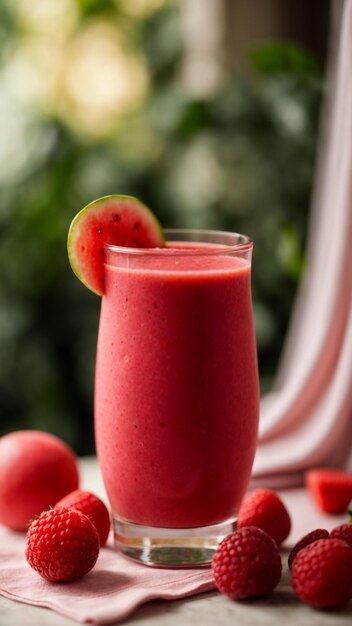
[67, 195, 165, 295]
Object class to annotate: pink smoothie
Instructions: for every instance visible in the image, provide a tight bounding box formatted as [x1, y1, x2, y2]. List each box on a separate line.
[95, 243, 259, 528]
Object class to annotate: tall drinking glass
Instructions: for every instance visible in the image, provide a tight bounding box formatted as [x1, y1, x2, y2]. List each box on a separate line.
[95, 229, 259, 567]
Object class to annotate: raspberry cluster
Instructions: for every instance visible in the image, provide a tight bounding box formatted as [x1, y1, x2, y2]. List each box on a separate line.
[290, 537, 352, 608]
[212, 488, 352, 609]
[25, 490, 111, 583]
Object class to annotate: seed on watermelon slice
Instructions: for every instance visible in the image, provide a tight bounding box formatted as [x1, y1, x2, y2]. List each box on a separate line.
[67, 195, 165, 295]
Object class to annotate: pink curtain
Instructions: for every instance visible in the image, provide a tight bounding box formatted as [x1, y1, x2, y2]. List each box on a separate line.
[253, 0, 352, 487]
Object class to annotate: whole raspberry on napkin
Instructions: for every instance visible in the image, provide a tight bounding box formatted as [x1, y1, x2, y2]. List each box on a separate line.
[25, 507, 100, 582]
[56, 490, 110, 546]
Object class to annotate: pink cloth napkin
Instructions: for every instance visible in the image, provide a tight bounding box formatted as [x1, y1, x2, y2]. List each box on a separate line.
[0, 526, 214, 625]
[254, 0, 352, 486]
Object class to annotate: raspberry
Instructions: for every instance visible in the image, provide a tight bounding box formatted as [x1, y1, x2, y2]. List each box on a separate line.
[305, 468, 352, 514]
[288, 528, 329, 570]
[238, 488, 291, 545]
[212, 526, 282, 600]
[330, 523, 352, 548]
[291, 538, 352, 608]
[56, 490, 110, 546]
[25, 507, 100, 582]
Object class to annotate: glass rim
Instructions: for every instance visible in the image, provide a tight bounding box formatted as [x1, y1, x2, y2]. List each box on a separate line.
[105, 228, 253, 256]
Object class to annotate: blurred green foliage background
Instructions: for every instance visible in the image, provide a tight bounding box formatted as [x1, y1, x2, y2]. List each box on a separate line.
[0, 0, 323, 453]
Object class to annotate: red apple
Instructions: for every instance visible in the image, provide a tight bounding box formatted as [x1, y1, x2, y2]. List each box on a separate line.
[0, 430, 79, 531]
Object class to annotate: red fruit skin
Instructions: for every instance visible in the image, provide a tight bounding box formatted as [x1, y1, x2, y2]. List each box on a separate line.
[288, 529, 329, 570]
[56, 490, 110, 546]
[305, 468, 352, 514]
[291, 538, 352, 609]
[238, 488, 291, 545]
[0, 431, 79, 531]
[330, 523, 352, 549]
[25, 507, 100, 582]
[212, 526, 282, 600]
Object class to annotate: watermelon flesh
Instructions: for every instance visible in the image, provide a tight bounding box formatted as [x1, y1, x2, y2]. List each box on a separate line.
[67, 195, 165, 295]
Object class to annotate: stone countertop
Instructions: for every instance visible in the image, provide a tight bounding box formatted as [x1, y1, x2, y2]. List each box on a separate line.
[0, 457, 351, 626]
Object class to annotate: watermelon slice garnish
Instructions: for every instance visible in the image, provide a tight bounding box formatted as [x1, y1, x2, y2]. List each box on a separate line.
[67, 195, 165, 295]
